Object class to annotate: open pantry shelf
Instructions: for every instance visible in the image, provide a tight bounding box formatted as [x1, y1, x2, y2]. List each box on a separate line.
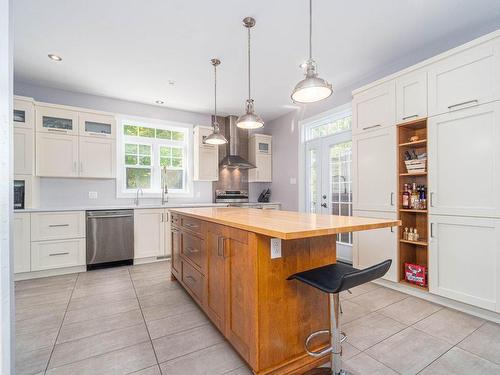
[397, 118, 429, 290]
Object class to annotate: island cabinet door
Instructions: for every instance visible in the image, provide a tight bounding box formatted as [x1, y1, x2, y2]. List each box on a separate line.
[170, 225, 181, 279]
[224, 228, 257, 368]
[205, 224, 227, 333]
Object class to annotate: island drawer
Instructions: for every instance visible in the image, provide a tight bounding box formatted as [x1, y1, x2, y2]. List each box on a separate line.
[182, 260, 204, 303]
[171, 213, 180, 227]
[181, 232, 204, 270]
[181, 216, 202, 234]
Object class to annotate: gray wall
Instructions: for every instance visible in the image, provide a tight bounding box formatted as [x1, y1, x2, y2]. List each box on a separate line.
[265, 21, 500, 211]
[14, 82, 265, 207]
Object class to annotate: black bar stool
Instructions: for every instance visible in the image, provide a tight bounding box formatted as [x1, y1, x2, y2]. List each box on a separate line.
[287, 260, 392, 375]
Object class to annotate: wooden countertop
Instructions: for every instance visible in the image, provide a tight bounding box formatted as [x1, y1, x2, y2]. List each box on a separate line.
[170, 207, 401, 240]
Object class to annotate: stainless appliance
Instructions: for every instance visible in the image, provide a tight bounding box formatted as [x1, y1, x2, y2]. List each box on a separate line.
[14, 180, 25, 209]
[86, 210, 134, 268]
[219, 116, 256, 169]
[215, 189, 249, 204]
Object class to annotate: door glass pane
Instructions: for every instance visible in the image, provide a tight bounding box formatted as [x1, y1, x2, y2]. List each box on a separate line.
[309, 149, 318, 213]
[13, 110, 25, 123]
[329, 141, 353, 244]
[43, 116, 73, 130]
[85, 121, 111, 135]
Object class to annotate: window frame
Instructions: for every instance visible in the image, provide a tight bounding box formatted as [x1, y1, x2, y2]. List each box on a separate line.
[116, 115, 194, 198]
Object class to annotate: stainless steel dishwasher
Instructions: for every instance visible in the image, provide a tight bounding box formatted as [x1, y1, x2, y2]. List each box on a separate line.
[86, 210, 134, 268]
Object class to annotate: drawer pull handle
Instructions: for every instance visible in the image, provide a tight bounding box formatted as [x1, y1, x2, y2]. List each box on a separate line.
[402, 114, 418, 120]
[48, 224, 70, 227]
[186, 247, 200, 254]
[362, 124, 381, 131]
[185, 275, 196, 283]
[49, 252, 69, 256]
[448, 99, 478, 110]
[185, 223, 198, 228]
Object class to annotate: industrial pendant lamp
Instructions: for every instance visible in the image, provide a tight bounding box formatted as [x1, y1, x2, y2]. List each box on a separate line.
[291, 0, 333, 103]
[236, 17, 264, 130]
[205, 58, 228, 145]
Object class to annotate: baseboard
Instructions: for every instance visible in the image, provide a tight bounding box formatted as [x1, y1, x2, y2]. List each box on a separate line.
[133, 256, 170, 265]
[374, 278, 500, 324]
[14, 265, 86, 281]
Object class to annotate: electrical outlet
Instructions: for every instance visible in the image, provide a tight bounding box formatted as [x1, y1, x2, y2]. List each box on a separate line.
[270, 238, 282, 259]
[88, 191, 98, 199]
[289, 177, 297, 185]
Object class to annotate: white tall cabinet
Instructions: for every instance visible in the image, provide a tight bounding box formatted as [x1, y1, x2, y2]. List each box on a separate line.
[193, 126, 219, 181]
[352, 29, 500, 313]
[248, 134, 272, 182]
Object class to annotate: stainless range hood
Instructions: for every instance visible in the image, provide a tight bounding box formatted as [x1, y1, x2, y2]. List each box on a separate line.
[220, 115, 256, 169]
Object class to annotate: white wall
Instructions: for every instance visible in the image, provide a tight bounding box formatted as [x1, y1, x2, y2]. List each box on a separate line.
[0, 0, 13, 372]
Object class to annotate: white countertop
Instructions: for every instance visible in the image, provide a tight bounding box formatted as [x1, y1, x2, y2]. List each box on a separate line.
[15, 202, 280, 213]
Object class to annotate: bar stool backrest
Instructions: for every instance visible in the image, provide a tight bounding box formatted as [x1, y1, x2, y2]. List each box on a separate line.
[338, 259, 392, 293]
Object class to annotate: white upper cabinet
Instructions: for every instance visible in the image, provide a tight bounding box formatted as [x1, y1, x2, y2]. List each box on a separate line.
[36, 105, 79, 135]
[396, 70, 428, 123]
[429, 215, 500, 312]
[428, 38, 500, 116]
[193, 126, 219, 181]
[352, 210, 398, 282]
[79, 112, 116, 138]
[13, 98, 34, 129]
[79, 136, 115, 178]
[352, 80, 396, 134]
[428, 101, 500, 218]
[36, 132, 79, 177]
[14, 127, 34, 175]
[352, 126, 396, 212]
[249, 134, 272, 182]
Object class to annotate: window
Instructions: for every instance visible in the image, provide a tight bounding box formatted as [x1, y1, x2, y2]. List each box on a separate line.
[305, 107, 351, 141]
[117, 118, 192, 196]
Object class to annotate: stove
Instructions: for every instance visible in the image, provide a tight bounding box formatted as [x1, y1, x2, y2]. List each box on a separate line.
[215, 190, 249, 204]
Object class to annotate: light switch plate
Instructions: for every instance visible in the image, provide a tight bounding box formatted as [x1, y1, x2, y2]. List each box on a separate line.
[270, 238, 282, 259]
[88, 191, 98, 199]
[289, 177, 297, 185]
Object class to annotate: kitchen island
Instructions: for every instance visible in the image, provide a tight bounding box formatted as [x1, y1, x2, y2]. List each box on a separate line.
[169, 208, 400, 375]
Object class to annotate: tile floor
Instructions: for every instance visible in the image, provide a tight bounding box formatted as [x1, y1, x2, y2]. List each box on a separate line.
[14, 261, 500, 375]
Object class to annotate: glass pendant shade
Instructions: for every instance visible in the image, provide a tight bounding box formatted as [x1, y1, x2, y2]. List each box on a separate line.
[236, 99, 264, 129]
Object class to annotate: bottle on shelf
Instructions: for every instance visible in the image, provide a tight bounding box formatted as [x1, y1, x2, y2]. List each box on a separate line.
[410, 182, 419, 209]
[402, 184, 410, 209]
[420, 185, 427, 210]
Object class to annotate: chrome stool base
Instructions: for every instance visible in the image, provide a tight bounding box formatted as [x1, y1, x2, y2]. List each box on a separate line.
[305, 367, 354, 375]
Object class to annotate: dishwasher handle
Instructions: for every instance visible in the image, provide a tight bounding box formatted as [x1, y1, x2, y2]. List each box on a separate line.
[87, 214, 133, 219]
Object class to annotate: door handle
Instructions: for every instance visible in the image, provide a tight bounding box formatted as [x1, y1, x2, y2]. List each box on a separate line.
[402, 114, 418, 121]
[362, 124, 381, 131]
[49, 252, 69, 256]
[430, 192, 434, 207]
[390, 192, 394, 206]
[322, 194, 327, 199]
[49, 224, 69, 227]
[321, 203, 327, 208]
[80, 161, 83, 174]
[448, 99, 478, 111]
[430, 223, 435, 238]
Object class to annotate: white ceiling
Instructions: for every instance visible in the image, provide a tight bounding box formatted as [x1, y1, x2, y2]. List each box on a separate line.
[13, 0, 500, 121]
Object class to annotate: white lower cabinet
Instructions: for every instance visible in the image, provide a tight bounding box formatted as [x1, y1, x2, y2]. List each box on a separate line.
[79, 136, 115, 178]
[14, 213, 31, 273]
[429, 215, 500, 312]
[36, 132, 79, 177]
[31, 238, 86, 271]
[134, 209, 167, 260]
[352, 210, 398, 282]
[352, 127, 396, 212]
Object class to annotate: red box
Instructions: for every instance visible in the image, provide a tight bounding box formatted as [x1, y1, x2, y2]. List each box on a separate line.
[404, 262, 427, 287]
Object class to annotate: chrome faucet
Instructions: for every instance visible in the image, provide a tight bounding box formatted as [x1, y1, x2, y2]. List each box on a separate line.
[134, 187, 143, 206]
[161, 166, 169, 205]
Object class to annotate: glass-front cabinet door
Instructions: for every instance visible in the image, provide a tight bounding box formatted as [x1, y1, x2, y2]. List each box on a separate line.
[79, 112, 115, 138]
[36, 105, 79, 135]
[13, 98, 34, 129]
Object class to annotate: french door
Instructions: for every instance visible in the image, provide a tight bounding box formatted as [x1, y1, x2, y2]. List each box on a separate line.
[305, 132, 353, 260]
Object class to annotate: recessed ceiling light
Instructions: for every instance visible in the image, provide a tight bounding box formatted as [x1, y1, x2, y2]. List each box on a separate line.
[48, 54, 62, 62]
[155, 100, 165, 104]
[168, 80, 175, 85]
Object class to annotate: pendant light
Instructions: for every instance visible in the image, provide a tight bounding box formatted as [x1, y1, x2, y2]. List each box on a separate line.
[236, 17, 264, 130]
[291, 0, 333, 103]
[205, 58, 228, 145]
